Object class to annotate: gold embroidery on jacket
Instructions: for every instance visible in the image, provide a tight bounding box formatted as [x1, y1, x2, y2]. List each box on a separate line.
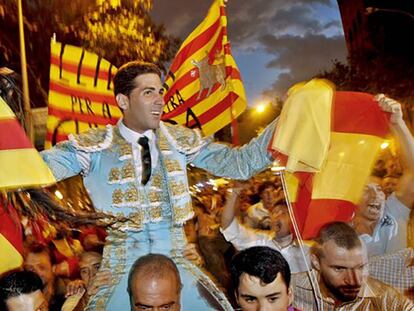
[165, 159, 182, 172]
[108, 167, 121, 183]
[149, 206, 162, 220]
[151, 174, 162, 188]
[124, 185, 139, 203]
[148, 191, 161, 203]
[112, 189, 123, 206]
[121, 161, 135, 180]
[170, 181, 186, 197]
[119, 143, 132, 160]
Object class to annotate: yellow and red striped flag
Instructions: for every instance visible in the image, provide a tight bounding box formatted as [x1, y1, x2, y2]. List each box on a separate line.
[0, 97, 56, 274]
[162, 0, 246, 137]
[271, 80, 391, 239]
[45, 41, 121, 149]
[0, 200, 24, 274]
[0, 97, 56, 190]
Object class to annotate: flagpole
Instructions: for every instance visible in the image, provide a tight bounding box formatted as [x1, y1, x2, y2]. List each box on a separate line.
[230, 104, 240, 145]
[17, 0, 33, 142]
[279, 171, 324, 311]
[222, 0, 239, 146]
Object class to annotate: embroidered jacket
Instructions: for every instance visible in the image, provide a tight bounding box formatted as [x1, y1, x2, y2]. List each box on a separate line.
[42, 121, 276, 230]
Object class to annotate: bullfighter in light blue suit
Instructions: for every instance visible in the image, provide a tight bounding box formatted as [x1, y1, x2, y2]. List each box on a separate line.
[42, 61, 276, 310]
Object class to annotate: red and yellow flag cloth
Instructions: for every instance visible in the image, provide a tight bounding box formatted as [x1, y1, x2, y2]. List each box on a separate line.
[0, 97, 56, 190]
[0, 200, 24, 274]
[0, 97, 56, 274]
[45, 41, 121, 149]
[162, 0, 246, 136]
[271, 80, 390, 239]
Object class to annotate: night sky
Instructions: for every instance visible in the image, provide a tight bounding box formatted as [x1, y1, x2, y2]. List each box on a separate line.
[151, 0, 348, 105]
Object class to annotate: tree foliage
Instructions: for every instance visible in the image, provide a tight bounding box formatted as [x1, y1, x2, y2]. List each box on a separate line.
[0, 0, 180, 108]
[59, 0, 180, 68]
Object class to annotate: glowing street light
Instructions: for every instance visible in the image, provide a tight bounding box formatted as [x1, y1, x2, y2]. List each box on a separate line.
[255, 102, 267, 114]
[256, 104, 266, 113]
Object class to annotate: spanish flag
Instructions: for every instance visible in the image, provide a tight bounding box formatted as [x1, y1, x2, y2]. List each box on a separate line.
[272, 80, 390, 239]
[45, 41, 121, 149]
[0, 97, 56, 190]
[0, 97, 55, 274]
[162, 0, 246, 137]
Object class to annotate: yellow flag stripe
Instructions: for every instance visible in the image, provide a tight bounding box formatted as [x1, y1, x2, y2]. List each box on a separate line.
[49, 65, 114, 94]
[48, 90, 122, 117]
[0, 234, 23, 275]
[286, 132, 384, 204]
[0, 98, 16, 119]
[0, 149, 56, 190]
[311, 132, 383, 203]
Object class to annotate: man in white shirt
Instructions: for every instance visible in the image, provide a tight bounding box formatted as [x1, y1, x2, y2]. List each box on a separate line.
[244, 181, 284, 229]
[221, 185, 310, 273]
[352, 95, 414, 257]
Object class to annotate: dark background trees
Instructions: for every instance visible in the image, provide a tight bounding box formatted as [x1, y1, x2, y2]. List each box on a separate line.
[0, 0, 180, 109]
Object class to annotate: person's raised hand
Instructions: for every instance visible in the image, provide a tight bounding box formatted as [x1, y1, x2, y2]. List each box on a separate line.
[375, 94, 403, 125]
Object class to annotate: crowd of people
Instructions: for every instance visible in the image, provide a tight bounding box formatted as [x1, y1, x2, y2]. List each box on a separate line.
[0, 60, 414, 310]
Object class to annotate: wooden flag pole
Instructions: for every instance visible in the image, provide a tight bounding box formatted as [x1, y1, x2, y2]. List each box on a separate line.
[18, 0, 33, 142]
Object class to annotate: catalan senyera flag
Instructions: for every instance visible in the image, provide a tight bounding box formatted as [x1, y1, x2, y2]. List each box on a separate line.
[162, 0, 246, 137]
[0, 200, 24, 274]
[0, 97, 56, 190]
[271, 80, 390, 239]
[45, 41, 121, 149]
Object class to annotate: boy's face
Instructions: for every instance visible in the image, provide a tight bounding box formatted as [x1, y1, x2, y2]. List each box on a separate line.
[236, 272, 292, 311]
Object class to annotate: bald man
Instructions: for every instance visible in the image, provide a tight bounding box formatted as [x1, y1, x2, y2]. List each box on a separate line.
[127, 254, 182, 311]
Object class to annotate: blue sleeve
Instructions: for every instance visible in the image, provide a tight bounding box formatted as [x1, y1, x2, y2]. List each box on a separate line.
[191, 119, 276, 180]
[41, 142, 83, 181]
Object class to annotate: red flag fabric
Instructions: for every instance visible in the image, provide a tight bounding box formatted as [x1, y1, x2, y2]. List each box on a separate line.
[0, 201, 24, 274]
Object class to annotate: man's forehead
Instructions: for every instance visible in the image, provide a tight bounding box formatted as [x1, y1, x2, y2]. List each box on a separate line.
[364, 182, 382, 192]
[133, 73, 162, 88]
[239, 273, 287, 292]
[25, 252, 50, 264]
[362, 183, 385, 200]
[133, 271, 180, 292]
[80, 255, 101, 267]
[321, 241, 366, 266]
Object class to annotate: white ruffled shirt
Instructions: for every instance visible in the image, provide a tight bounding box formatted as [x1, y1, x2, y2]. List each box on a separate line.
[76, 120, 159, 184]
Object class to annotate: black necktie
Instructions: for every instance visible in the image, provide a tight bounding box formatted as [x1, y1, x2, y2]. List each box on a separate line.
[138, 136, 151, 185]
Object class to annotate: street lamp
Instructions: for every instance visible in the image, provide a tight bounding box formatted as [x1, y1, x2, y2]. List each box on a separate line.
[366, 7, 414, 21]
[255, 103, 266, 113]
[254, 100, 270, 114]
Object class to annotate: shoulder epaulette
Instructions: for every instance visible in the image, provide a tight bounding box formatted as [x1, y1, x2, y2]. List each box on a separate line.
[159, 122, 210, 155]
[68, 125, 113, 152]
